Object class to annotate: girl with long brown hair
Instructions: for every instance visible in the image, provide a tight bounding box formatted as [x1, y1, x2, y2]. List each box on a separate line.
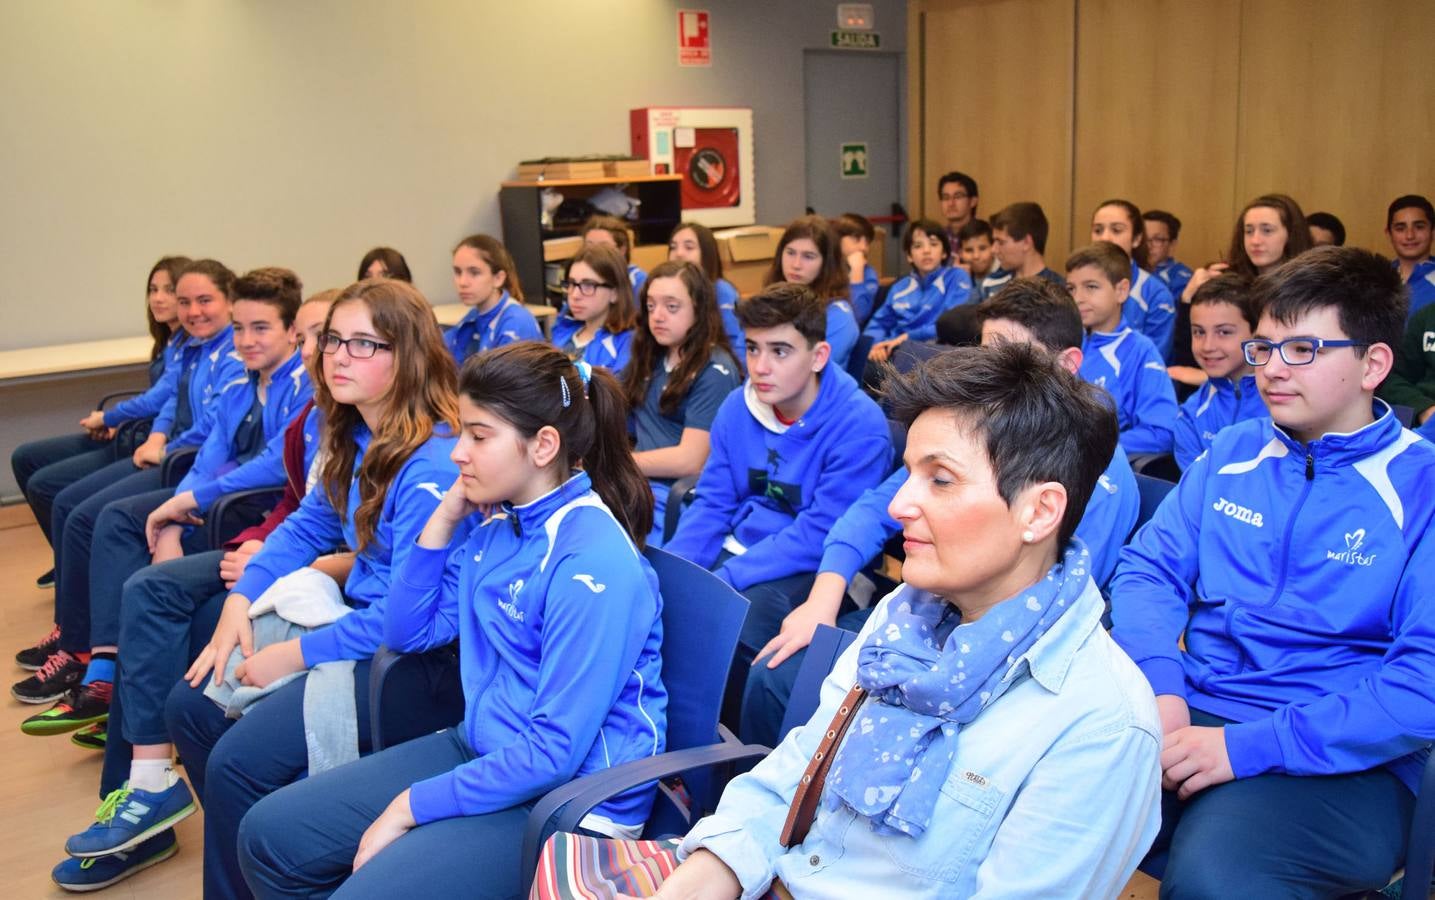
[763, 215, 860, 369]
[161, 278, 467, 899]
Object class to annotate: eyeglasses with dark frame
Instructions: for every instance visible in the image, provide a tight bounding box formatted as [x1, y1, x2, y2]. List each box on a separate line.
[1241, 337, 1369, 367]
[319, 333, 393, 359]
[561, 279, 615, 296]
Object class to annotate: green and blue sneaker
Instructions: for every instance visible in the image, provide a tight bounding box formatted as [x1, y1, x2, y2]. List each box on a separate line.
[52, 829, 177, 892]
[65, 780, 195, 858]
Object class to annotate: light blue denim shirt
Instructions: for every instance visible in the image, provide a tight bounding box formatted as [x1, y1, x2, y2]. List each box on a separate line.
[681, 578, 1162, 899]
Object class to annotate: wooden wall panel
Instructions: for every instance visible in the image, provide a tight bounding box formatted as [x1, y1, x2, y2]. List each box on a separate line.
[1072, 0, 1241, 266]
[915, 0, 1076, 261]
[1237, 0, 1435, 254]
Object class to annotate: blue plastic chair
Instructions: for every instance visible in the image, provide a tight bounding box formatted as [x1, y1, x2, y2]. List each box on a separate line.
[517, 547, 750, 889]
[1131, 473, 1177, 540]
[517, 623, 859, 896]
[847, 334, 875, 383]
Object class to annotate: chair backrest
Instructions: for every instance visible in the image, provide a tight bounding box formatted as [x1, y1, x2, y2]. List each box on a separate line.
[846, 334, 875, 383]
[641, 547, 750, 832]
[1132, 473, 1177, 539]
[1394, 403, 1416, 428]
[777, 624, 860, 743]
[889, 339, 947, 374]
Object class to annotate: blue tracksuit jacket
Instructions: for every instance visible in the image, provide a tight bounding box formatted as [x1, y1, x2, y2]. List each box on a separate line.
[1403, 257, 1435, 321]
[104, 331, 186, 426]
[850, 264, 880, 325]
[551, 316, 634, 373]
[443, 293, 544, 366]
[152, 326, 246, 450]
[232, 425, 464, 666]
[1154, 258, 1194, 307]
[1110, 407, 1435, 791]
[863, 266, 973, 343]
[177, 351, 315, 511]
[1173, 374, 1268, 471]
[628, 264, 647, 296]
[386, 472, 666, 830]
[665, 366, 891, 590]
[825, 299, 859, 371]
[715, 278, 746, 367]
[818, 447, 1139, 589]
[1081, 327, 1179, 455]
[1123, 262, 1178, 362]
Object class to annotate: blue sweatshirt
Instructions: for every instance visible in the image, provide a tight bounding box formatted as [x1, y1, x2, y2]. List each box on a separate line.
[1402, 257, 1435, 321]
[1122, 262, 1178, 362]
[551, 315, 634, 373]
[819, 447, 1139, 589]
[849, 264, 880, 324]
[152, 326, 246, 450]
[1172, 374, 1268, 471]
[628, 264, 647, 296]
[177, 351, 315, 511]
[443, 293, 543, 366]
[232, 424, 463, 666]
[632, 350, 742, 488]
[1081, 327, 1178, 455]
[863, 266, 973, 343]
[715, 278, 746, 366]
[386, 472, 667, 829]
[104, 331, 186, 426]
[1153, 258, 1194, 306]
[1110, 407, 1435, 791]
[665, 366, 891, 590]
[826, 299, 860, 371]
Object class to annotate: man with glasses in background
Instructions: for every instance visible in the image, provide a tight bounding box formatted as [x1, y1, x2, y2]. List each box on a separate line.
[1109, 245, 1435, 898]
[936, 171, 979, 257]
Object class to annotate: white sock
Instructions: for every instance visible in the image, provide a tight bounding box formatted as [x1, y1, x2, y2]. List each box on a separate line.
[128, 758, 175, 793]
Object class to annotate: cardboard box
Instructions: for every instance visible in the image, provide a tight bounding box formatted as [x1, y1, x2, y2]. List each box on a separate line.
[715, 226, 785, 264]
[630, 243, 668, 274]
[604, 159, 651, 178]
[542, 236, 583, 262]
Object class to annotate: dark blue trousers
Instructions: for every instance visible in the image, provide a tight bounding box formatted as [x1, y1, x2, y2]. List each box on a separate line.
[101, 551, 228, 796]
[166, 648, 462, 900]
[740, 606, 872, 747]
[53, 460, 163, 653]
[238, 729, 532, 899]
[1151, 710, 1412, 899]
[11, 433, 113, 545]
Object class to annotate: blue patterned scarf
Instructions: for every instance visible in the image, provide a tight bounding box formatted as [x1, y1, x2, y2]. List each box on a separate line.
[825, 540, 1092, 838]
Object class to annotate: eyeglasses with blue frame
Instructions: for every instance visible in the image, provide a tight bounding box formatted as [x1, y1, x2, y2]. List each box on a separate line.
[1241, 337, 1369, 367]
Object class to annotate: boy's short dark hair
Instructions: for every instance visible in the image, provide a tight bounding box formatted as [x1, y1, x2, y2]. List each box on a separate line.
[1386, 195, 1435, 229]
[957, 218, 993, 244]
[1190, 272, 1259, 330]
[1142, 210, 1182, 241]
[991, 202, 1049, 254]
[1254, 246, 1406, 354]
[937, 171, 979, 200]
[1307, 212, 1347, 246]
[833, 213, 876, 243]
[936, 304, 983, 347]
[1064, 241, 1130, 287]
[882, 341, 1117, 547]
[903, 218, 952, 260]
[978, 278, 1084, 353]
[736, 282, 828, 347]
[234, 266, 303, 328]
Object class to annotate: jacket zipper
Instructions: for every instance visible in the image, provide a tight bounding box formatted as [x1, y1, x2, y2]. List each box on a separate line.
[1233, 450, 1315, 673]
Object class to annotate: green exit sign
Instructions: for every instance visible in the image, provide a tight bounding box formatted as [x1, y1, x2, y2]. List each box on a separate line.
[831, 30, 879, 50]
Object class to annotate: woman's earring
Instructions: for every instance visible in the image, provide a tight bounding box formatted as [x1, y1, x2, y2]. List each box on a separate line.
[1021, 529, 1035, 544]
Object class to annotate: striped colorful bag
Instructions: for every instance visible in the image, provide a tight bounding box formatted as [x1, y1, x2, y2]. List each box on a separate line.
[529, 832, 789, 899]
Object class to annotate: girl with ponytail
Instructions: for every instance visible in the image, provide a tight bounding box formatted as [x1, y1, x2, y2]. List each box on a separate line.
[238, 341, 668, 898]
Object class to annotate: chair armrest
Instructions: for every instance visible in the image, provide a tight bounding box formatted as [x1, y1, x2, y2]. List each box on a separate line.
[160, 446, 198, 487]
[519, 741, 773, 897]
[205, 487, 283, 548]
[367, 645, 403, 753]
[663, 475, 700, 544]
[97, 390, 142, 410]
[1403, 746, 1435, 896]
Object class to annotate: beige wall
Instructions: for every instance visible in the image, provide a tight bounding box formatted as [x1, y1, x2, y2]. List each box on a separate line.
[911, 0, 1434, 267]
[0, 0, 907, 352]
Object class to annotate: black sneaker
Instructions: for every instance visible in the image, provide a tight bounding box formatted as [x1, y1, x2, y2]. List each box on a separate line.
[71, 721, 107, 751]
[11, 651, 85, 704]
[15, 625, 61, 671]
[36, 568, 55, 589]
[22, 680, 110, 735]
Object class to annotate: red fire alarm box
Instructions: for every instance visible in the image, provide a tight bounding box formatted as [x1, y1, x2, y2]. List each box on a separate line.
[631, 107, 755, 228]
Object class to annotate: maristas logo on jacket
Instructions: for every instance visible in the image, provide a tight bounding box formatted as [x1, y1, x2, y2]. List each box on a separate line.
[1327, 528, 1377, 567]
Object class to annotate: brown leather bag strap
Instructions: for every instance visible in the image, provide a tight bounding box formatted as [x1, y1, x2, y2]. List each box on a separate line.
[779, 683, 866, 848]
